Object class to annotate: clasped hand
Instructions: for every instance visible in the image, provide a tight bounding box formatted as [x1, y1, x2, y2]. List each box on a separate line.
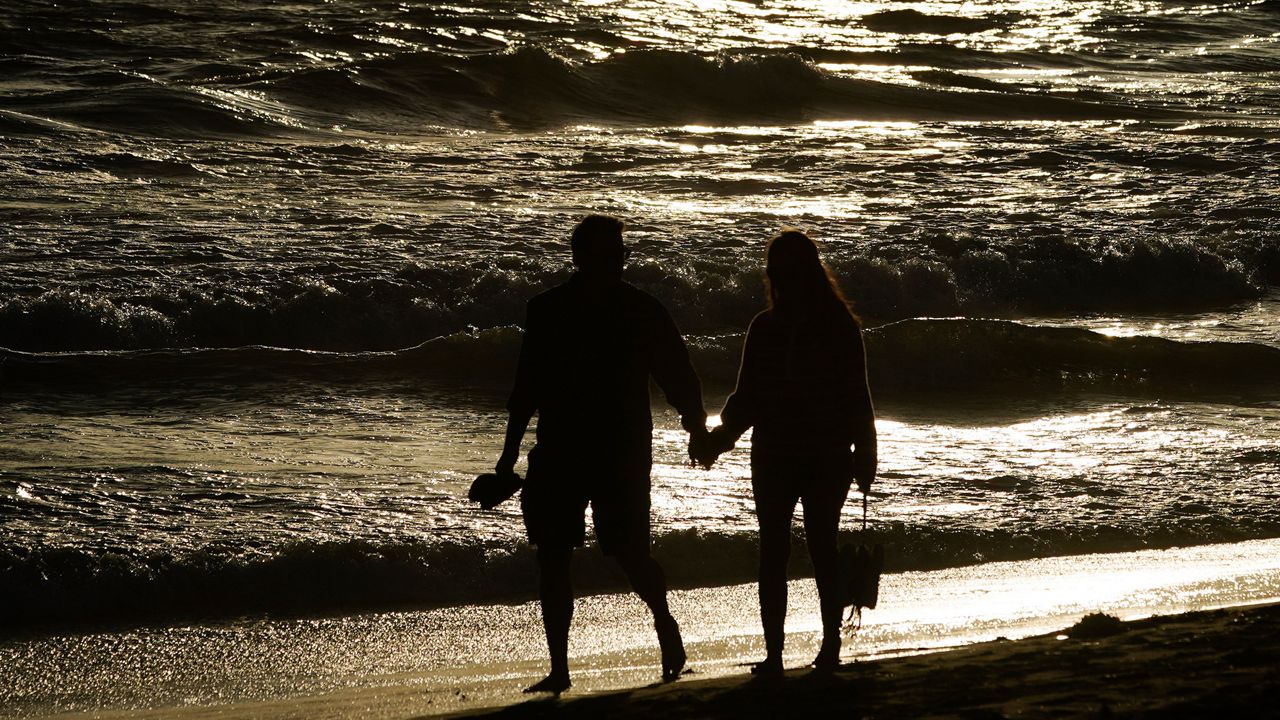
[688, 427, 733, 469]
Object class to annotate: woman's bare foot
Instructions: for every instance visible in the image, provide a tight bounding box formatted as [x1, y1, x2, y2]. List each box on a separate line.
[749, 656, 784, 677]
[811, 637, 841, 671]
[523, 670, 571, 694]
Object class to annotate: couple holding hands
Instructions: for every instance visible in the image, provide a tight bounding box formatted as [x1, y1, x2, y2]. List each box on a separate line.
[493, 215, 877, 693]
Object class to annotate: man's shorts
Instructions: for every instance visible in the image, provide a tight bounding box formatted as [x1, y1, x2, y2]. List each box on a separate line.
[520, 458, 652, 557]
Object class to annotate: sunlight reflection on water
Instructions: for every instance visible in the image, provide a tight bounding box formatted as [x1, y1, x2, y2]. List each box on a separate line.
[5, 389, 1279, 557]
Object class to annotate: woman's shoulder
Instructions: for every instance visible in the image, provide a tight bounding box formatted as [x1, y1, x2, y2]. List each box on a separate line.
[802, 307, 863, 346]
[829, 309, 864, 342]
[745, 309, 778, 336]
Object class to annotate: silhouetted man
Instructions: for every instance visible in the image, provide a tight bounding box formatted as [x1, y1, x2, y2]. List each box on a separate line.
[495, 214, 707, 693]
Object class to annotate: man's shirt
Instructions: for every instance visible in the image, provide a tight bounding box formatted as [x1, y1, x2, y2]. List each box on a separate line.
[508, 274, 706, 474]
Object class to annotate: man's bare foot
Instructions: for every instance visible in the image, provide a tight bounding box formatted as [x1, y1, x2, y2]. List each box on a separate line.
[523, 671, 571, 694]
[655, 614, 686, 682]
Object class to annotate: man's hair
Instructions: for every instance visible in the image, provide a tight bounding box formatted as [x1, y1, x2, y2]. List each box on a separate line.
[571, 214, 625, 265]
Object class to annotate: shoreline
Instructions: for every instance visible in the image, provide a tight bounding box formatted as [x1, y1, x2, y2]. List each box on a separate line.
[452, 601, 1280, 719]
[7, 539, 1280, 719]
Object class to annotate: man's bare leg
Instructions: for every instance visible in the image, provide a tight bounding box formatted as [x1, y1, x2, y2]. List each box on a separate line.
[617, 550, 685, 681]
[525, 545, 573, 693]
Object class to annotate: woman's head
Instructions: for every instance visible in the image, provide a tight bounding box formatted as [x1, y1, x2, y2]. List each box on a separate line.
[765, 229, 856, 321]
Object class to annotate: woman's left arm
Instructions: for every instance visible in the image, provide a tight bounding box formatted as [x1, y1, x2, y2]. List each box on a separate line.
[846, 321, 877, 493]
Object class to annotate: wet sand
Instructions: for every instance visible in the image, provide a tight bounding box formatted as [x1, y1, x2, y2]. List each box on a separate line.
[14, 541, 1280, 719]
[453, 601, 1280, 719]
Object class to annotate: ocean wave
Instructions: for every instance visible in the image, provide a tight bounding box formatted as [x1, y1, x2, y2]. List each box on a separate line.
[860, 9, 1018, 36]
[0, 233, 1271, 353]
[4, 320, 1279, 400]
[6, 81, 295, 139]
[909, 69, 1018, 93]
[2, 516, 1271, 634]
[756, 43, 1079, 71]
[258, 47, 1191, 130]
[87, 152, 209, 178]
[6, 0, 1280, 137]
[7, 45, 1195, 139]
[868, 318, 1280, 397]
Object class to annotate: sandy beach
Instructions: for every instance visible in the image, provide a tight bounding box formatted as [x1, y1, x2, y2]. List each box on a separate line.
[13, 540, 1278, 720]
[454, 601, 1280, 719]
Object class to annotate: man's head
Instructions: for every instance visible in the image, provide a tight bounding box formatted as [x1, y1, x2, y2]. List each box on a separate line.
[571, 214, 628, 280]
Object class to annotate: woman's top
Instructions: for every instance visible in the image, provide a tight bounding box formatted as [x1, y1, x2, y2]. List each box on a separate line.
[717, 307, 875, 456]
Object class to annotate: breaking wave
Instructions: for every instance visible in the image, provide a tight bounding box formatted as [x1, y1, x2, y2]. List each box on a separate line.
[3, 514, 1274, 634]
[0, 233, 1272, 353]
[9, 47, 1195, 139]
[5, 320, 1279, 400]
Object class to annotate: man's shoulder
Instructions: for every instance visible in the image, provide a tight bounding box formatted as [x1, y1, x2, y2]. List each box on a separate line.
[528, 280, 671, 320]
[618, 281, 668, 314]
[527, 281, 574, 311]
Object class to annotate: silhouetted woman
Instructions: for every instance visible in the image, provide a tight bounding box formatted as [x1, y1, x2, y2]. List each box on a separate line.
[701, 229, 877, 674]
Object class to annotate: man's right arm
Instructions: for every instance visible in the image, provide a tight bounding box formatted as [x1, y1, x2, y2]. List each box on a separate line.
[497, 300, 540, 475]
[496, 410, 533, 476]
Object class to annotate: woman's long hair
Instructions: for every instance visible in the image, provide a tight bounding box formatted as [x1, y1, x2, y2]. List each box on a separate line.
[765, 229, 860, 325]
